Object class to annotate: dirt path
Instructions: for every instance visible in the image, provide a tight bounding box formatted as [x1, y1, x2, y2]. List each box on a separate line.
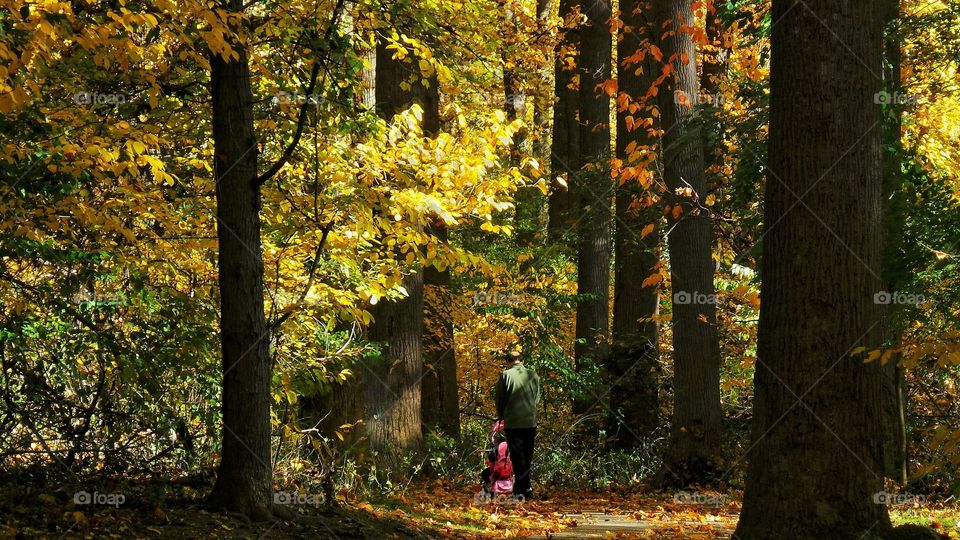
[522, 511, 735, 539]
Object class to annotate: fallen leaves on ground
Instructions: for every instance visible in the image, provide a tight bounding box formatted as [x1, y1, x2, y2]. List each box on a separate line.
[348, 480, 741, 539]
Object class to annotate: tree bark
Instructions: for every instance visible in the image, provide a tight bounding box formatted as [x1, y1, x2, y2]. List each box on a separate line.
[654, 0, 723, 484]
[547, 0, 581, 242]
[572, 0, 613, 415]
[366, 272, 425, 451]
[734, 0, 894, 537]
[206, 0, 274, 519]
[422, 237, 460, 437]
[362, 37, 442, 452]
[609, 0, 661, 447]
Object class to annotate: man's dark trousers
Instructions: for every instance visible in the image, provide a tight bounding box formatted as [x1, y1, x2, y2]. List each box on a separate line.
[505, 427, 536, 497]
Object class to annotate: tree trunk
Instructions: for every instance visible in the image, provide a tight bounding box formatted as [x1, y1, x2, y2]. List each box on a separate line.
[207, 0, 274, 519]
[609, 0, 661, 447]
[572, 0, 613, 415]
[366, 272, 425, 451]
[422, 234, 460, 437]
[734, 0, 894, 537]
[655, 0, 723, 484]
[363, 37, 440, 452]
[547, 0, 581, 242]
[383, 42, 460, 440]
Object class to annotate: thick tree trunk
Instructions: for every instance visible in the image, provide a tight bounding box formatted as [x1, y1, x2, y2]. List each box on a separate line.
[609, 0, 661, 447]
[572, 0, 613, 415]
[382, 43, 460, 440]
[734, 0, 894, 537]
[207, 1, 274, 519]
[422, 235, 460, 437]
[367, 272, 425, 451]
[362, 37, 441, 452]
[655, 0, 723, 484]
[547, 0, 580, 242]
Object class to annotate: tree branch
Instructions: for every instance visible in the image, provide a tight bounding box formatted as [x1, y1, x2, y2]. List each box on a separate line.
[255, 0, 347, 187]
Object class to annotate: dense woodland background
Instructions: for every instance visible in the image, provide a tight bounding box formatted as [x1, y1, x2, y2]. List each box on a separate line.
[0, 0, 959, 537]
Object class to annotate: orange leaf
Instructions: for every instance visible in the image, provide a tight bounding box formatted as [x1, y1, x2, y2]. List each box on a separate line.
[649, 45, 663, 62]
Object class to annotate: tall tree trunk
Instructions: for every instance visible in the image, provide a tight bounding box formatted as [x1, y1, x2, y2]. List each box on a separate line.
[609, 0, 661, 447]
[547, 0, 581, 242]
[734, 0, 896, 537]
[572, 0, 613, 415]
[207, 0, 274, 519]
[364, 37, 441, 452]
[655, 0, 723, 484]
[422, 231, 460, 437]
[366, 271, 425, 451]
[392, 43, 460, 440]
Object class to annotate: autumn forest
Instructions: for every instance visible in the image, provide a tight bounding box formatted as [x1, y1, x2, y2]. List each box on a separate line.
[1, 0, 960, 538]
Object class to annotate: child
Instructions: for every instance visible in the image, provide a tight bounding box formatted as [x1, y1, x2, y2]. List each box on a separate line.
[479, 420, 514, 498]
[481, 440, 514, 496]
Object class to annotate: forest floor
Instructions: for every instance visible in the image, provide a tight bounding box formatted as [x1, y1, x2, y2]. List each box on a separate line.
[2, 476, 959, 539]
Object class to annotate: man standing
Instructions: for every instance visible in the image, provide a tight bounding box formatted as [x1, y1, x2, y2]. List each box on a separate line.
[495, 350, 540, 500]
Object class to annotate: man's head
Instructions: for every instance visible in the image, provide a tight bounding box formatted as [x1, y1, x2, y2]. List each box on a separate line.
[503, 350, 523, 366]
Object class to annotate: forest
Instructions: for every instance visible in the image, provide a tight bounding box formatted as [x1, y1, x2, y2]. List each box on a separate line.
[1, 0, 959, 537]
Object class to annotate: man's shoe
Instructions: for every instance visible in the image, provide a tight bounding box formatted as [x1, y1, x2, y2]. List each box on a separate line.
[522, 490, 534, 501]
